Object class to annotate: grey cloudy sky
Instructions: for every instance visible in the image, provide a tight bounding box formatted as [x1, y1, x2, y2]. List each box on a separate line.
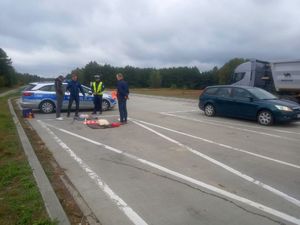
[1, 0, 299, 77]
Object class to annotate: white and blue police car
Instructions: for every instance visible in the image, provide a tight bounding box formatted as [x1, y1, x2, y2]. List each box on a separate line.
[20, 82, 116, 113]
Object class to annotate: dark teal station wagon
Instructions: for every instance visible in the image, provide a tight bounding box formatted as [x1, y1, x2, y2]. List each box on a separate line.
[199, 85, 300, 125]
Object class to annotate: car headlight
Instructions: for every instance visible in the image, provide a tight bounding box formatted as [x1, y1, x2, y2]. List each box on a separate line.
[275, 105, 293, 112]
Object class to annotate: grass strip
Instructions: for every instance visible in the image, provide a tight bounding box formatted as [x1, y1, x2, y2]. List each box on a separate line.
[0, 93, 56, 225]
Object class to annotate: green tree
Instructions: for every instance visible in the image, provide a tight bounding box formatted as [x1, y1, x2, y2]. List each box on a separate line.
[149, 70, 162, 88]
[217, 58, 247, 84]
[0, 48, 17, 87]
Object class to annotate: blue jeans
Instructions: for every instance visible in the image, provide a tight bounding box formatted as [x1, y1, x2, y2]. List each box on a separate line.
[67, 95, 79, 116]
[118, 98, 127, 122]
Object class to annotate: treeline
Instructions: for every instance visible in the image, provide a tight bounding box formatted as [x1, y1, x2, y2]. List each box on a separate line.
[0, 48, 47, 88]
[69, 58, 246, 89]
[1, 47, 247, 89]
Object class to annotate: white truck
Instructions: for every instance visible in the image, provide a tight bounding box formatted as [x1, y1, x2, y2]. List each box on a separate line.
[231, 59, 300, 103]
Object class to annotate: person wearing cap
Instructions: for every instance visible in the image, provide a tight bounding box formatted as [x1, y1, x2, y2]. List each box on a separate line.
[54, 75, 65, 120]
[66, 73, 85, 118]
[91, 74, 105, 115]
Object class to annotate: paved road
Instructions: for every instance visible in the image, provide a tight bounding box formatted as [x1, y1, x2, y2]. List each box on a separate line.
[28, 95, 300, 225]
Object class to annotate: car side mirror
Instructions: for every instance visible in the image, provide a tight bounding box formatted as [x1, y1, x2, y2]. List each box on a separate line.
[248, 97, 254, 102]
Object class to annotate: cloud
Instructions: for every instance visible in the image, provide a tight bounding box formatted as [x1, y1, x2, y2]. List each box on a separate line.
[0, 0, 299, 77]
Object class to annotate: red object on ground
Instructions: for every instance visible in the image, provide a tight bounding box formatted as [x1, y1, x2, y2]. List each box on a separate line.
[111, 122, 121, 127]
[84, 120, 98, 125]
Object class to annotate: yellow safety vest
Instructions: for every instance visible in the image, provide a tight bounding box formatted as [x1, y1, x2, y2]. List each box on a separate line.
[92, 82, 103, 95]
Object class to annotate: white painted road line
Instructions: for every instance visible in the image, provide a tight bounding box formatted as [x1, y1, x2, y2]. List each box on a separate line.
[39, 120, 300, 225]
[161, 113, 300, 141]
[38, 120, 149, 225]
[132, 120, 300, 208]
[166, 111, 300, 136]
[160, 110, 198, 114]
[133, 118, 300, 170]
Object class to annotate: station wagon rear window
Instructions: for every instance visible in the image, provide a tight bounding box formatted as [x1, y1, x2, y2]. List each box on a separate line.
[23, 84, 35, 91]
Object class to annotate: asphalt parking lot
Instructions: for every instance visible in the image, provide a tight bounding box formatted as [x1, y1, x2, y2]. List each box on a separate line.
[28, 95, 300, 225]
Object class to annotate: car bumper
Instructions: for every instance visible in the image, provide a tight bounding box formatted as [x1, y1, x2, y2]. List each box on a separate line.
[20, 100, 39, 109]
[109, 99, 117, 108]
[273, 110, 300, 122]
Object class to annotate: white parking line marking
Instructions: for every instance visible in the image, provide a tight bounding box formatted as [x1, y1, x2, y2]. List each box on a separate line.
[38, 121, 148, 225]
[166, 111, 300, 135]
[132, 119, 300, 169]
[160, 110, 198, 114]
[161, 113, 300, 141]
[39, 120, 300, 225]
[132, 120, 300, 207]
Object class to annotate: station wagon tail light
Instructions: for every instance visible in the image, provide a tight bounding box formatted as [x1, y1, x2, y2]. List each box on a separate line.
[275, 105, 293, 112]
[22, 92, 33, 96]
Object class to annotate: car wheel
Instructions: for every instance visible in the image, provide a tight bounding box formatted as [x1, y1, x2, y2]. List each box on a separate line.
[204, 104, 215, 117]
[40, 101, 55, 113]
[102, 99, 110, 111]
[257, 110, 273, 126]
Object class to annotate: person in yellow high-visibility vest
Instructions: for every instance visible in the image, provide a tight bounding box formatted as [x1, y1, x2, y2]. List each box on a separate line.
[91, 74, 105, 115]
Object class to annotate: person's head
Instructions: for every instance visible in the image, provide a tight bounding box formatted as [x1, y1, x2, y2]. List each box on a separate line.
[58, 75, 64, 81]
[94, 74, 101, 81]
[116, 73, 123, 81]
[71, 73, 78, 81]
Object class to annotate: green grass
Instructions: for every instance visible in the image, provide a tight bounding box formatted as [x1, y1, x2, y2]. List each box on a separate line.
[0, 87, 11, 94]
[0, 93, 56, 225]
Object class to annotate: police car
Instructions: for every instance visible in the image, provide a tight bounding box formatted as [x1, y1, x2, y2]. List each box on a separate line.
[20, 82, 116, 113]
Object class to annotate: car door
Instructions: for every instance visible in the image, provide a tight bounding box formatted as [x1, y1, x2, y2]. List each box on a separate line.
[63, 84, 92, 109]
[231, 87, 258, 119]
[81, 85, 94, 108]
[214, 87, 234, 116]
[62, 84, 70, 109]
[38, 84, 56, 102]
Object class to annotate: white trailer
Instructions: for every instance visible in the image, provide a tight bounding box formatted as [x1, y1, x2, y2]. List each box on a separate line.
[232, 59, 300, 102]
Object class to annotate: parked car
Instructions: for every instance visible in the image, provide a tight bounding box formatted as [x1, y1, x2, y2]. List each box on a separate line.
[20, 82, 116, 113]
[199, 85, 300, 125]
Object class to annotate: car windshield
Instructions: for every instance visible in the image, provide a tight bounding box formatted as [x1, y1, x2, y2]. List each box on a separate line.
[248, 88, 277, 100]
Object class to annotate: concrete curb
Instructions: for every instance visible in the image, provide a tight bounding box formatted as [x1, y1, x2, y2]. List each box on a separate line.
[8, 98, 70, 225]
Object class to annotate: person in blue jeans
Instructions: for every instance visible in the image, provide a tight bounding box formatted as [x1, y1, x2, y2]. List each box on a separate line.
[66, 74, 85, 118]
[116, 73, 129, 124]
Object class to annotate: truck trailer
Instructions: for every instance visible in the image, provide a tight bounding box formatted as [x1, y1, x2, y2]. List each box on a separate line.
[231, 59, 300, 103]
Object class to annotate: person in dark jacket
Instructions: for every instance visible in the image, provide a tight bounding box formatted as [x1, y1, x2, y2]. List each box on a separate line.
[66, 74, 85, 117]
[91, 74, 105, 115]
[54, 75, 65, 120]
[116, 73, 129, 123]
